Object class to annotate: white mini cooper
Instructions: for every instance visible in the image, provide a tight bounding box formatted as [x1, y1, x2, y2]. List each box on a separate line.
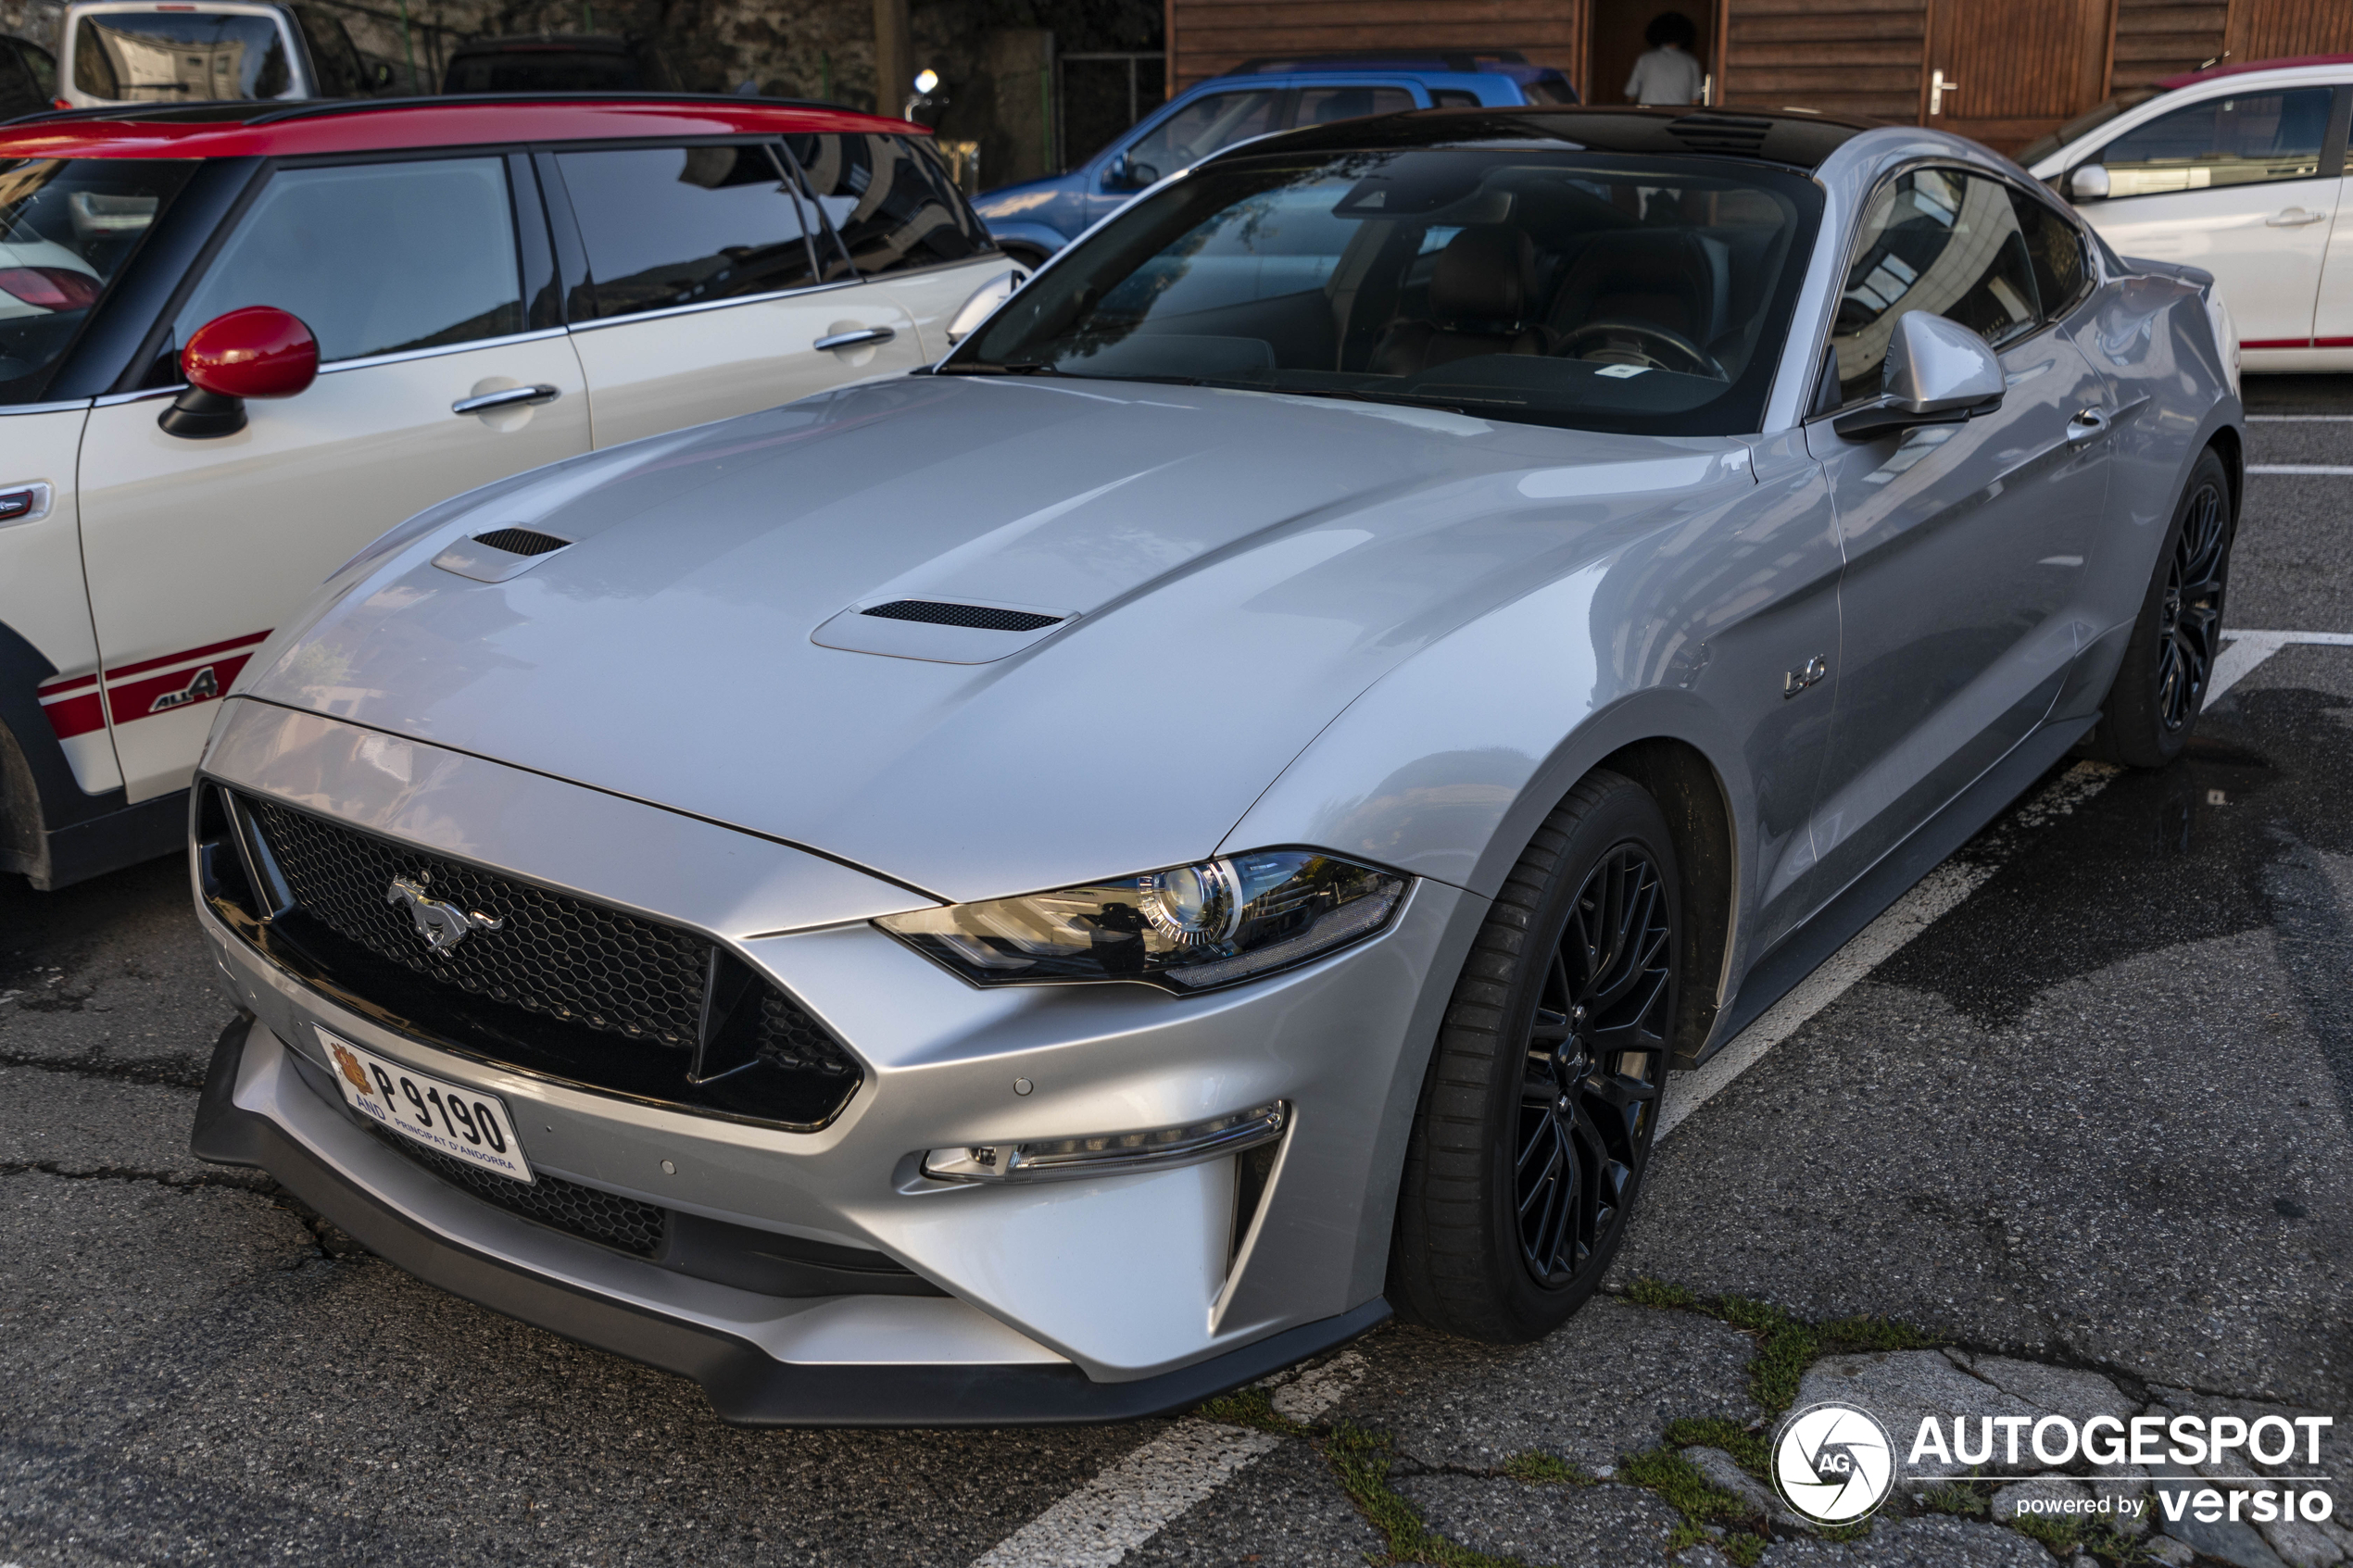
[0, 94, 1013, 887]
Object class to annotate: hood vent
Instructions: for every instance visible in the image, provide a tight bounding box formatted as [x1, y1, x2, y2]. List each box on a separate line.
[862, 600, 1063, 633]
[432, 527, 575, 583]
[472, 527, 572, 557]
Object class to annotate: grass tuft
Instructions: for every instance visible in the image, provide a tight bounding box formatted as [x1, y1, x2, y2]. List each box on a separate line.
[1193, 1384, 1313, 1438]
[1500, 1450, 1595, 1486]
[1919, 1478, 1987, 1517]
[1722, 1535, 1767, 1566]
[2009, 1512, 2085, 1554]
[1623, 1277, 1697, 1310]
[1661, 1417, 1770, 1476]
[1617, 1447, 1755, 1525]
[1320, 1424, 1529, 1568]
[1816, 1313, 1935, 1353]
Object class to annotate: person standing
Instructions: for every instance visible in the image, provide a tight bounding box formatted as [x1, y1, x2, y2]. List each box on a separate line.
[1625, 11, 1705, 107]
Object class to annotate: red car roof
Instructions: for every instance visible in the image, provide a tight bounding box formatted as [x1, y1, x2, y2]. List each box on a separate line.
[0, 96, 925, 160]
[2155, 53, 2353, 90]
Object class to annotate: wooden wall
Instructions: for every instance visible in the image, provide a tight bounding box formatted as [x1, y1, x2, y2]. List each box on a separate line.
[1168, 0, 1587, 94]
[1716, 0, 1927, 123]
[1165, 0, 2353, 150]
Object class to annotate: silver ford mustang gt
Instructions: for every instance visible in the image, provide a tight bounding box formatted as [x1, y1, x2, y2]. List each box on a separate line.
[188, 107, 2241, 1424]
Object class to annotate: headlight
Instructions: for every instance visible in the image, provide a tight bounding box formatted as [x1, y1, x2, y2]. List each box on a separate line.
[877, 849, 1406, 990]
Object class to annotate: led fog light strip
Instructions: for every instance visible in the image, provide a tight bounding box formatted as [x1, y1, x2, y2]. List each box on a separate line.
[923, 1101, 1288, 1183]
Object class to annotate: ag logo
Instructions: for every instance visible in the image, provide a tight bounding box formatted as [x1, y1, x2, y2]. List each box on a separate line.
[1772, 1401, 1895, 1524]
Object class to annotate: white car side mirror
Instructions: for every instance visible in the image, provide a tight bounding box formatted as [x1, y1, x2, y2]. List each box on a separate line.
[946, 267, 1028, 345]
[1833, 311, 2005, 440]
[2068, 164, 2110, 202]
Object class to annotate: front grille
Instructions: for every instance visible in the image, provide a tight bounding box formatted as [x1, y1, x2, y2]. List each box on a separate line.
[862, 599, 1063, 632]
[217, 791, 863, 1130]
[251, 797, 708, 1047]
[371, 1125, 665, 1255]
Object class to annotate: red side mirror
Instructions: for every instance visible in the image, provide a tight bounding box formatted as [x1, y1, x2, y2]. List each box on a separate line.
[160, 307, 320, 439]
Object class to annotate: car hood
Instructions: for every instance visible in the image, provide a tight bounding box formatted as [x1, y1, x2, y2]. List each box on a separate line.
[242, 375, 1755, 903]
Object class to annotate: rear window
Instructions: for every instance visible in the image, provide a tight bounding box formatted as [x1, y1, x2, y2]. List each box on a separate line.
[0, 157, 194, 406]
[557, 144, 820, 318]
[72, 10, 294, 102]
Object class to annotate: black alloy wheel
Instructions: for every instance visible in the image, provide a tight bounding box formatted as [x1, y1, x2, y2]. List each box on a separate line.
[1390, 770, 1680, 1342]
[1515, 847, 1669, 1286]
[2085, 448, 2235, 770]
[2155, 477, 2228, 734]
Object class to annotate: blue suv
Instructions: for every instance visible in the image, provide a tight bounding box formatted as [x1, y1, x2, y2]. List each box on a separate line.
[975, 51, 1578, 265]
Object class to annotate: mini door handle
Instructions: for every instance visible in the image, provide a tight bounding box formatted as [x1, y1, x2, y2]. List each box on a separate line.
[452, 384, 560, 415]
[813, 326, 896, 352]
[2266, 207, 2328, 227]
[2066, 408, 2110, 443]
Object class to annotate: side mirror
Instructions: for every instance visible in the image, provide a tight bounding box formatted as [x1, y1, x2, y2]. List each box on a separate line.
[160, 306, 319, 439]
[2067, 163, 2110, 202]
[1831, 310, 2004, 440]
[946, 266, 1029, 345]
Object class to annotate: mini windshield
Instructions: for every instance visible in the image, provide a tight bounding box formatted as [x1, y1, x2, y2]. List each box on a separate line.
[952, 146, 1822, 435]
[0, 157, 194, 405]
[73, 10, 294, 101]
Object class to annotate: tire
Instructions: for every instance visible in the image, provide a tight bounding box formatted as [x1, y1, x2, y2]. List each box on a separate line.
[2082, 449, 2234, 769]
[1388, 770, 1678, 1342]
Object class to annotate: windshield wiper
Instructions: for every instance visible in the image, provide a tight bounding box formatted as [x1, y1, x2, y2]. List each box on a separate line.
[931, 361, 1070, 377]
[1238, 384, 1476, 416]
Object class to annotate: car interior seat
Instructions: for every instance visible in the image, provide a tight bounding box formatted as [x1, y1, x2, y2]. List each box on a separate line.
[1546, 227, 1732, 358]
[1368, 224, 1554, 375]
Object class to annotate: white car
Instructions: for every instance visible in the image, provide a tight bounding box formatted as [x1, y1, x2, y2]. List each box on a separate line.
[0, 95, 1013, 888]
[2025, 54, 2353, 371]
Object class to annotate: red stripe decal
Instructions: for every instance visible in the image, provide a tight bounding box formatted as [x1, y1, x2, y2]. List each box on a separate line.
[2242, 337, 2315, 350]
[41, 690, 106, 740]
[2315, 336, 2353, 349]
[106, 651, 253, 725]
[36, 671, 98, 697]
[103, 630, 270, 683]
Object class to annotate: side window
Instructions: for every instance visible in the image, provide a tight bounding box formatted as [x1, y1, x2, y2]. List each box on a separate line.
[556, 144, 820, 320]
[0, 44, 38, 117]
[1291, 85, 1415, 127]
[785, 132, 992, 279]
[22, 41, 57, 98]
[289, 6, 363, 97]
[174, 158, 522, 363]
[2007, 190, 2088, 321]
[1118, 91, 1280, 185]
[1827, 168, 2040, 407]
[2095, 89, 2333, 198]
[73, 11, 291, 101]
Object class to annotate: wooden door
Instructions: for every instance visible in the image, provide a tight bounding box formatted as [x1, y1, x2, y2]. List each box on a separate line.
[1923, 0, 2111, 153]
[2226, 0, 2353, 64]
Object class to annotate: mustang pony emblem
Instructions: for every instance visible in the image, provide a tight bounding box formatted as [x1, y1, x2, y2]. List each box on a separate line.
[385, 875, 504, 954]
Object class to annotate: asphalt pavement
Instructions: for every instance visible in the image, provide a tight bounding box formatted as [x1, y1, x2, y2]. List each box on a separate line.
[4, 386, 2351, 1567]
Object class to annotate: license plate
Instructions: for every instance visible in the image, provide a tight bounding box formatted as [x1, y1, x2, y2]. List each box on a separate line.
[318, 1027, 534, 1184]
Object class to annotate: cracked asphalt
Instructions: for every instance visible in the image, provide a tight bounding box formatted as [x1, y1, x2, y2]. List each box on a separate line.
[3, 379, 2351, 1566]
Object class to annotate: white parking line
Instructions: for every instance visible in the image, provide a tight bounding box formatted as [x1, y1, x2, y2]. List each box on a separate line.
[971, 1353, 1366, 1568]
[2208, 628, 2353, 704]
[1659, 760, 2119, 1138]
[2246, 465, 2353, 475]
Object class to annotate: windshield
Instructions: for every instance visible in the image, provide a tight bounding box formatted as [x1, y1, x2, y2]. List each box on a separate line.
[73, 10, 294, 101]
[0, 157, 194, 405]
[952, 147, 1820, 435]
[2017, 89, 2160, 167]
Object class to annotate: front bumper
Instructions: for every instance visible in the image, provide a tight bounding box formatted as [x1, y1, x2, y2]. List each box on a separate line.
[190, 701, 1473, 1424]
[194, 1016, 1385, 1425]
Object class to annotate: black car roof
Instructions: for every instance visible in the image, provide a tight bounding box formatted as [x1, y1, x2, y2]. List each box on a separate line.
[1239, 106, 1874, 171]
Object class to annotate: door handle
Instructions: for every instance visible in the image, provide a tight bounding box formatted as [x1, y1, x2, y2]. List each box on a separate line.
[1930, 69, 1957, 117]
[813, 326, 896, 352]
[2266, 207, 2328, 227]
[2066, 407, 2110, 443]
[452, 383, 560, 416]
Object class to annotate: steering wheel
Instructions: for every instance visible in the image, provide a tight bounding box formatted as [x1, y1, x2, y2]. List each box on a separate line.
[1555, 320, 1727, 381]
